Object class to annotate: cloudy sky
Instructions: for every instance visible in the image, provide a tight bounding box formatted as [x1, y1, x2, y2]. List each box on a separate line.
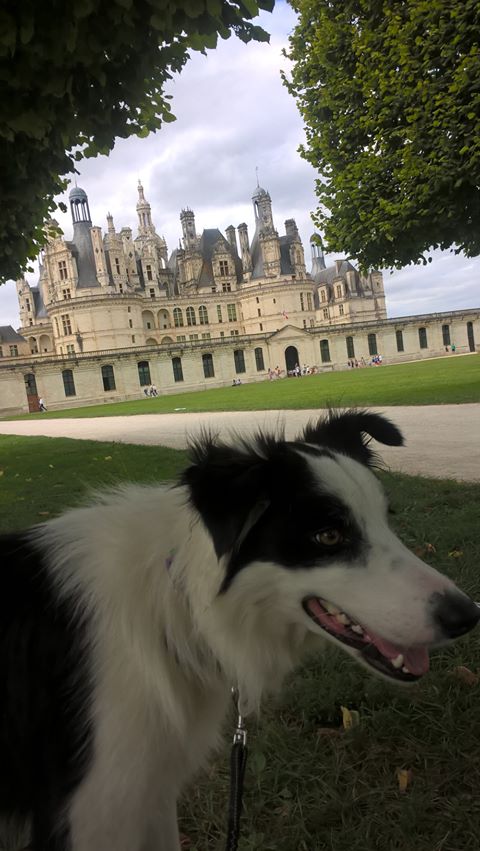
[1, 1, 479, 328]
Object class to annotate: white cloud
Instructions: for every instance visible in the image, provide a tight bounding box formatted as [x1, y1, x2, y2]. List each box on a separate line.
[1, 0, 479, 328]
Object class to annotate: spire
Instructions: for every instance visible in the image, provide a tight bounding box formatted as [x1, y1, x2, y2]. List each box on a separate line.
[136, 181, 155, 236]
[106, 212, 115, 235]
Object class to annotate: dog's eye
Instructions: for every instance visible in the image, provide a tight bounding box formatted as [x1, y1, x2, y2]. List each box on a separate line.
[314, 529, 343, 547]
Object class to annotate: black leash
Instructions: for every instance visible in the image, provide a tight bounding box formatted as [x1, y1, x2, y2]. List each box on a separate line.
[225, 688, 248, 851]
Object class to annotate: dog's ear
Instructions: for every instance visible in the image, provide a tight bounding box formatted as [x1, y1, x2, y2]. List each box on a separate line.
[301, 410, 404, 466]
[181, 434, 269, 558]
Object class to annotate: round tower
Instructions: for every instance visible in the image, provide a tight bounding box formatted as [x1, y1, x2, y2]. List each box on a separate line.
[69, 186, 91, 224]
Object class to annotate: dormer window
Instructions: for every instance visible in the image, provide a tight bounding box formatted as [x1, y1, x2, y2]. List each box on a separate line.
[58, 260, 68, 281]
[336, 284, 342, 298]
[115, 258, 121, 275]
[219, 260, 229, 276]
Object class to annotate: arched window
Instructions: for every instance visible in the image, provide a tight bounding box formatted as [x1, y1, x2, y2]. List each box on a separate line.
[234, 349, 246, 374]
[172, 357, 183, 382]
[202, 353, 215, 378]
[418, 327, 428, 349]
[346, 336, 355, 359]
[186, 306, 196, 326]
[173, 308, 184, 328]
[254, 347, 265, 371]
[101, 364, 116, 391]
[367, 333, 378, 356]
[198, 305, 209, 325]
[138, 361, 151, 386]
[396, 330, 404, 352]
[62, 369, 76, 397]
[442, 324, 451, 347]
[320, 339, 331, 363]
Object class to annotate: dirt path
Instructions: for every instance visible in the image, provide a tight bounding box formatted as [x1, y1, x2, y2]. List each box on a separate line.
[0, 405, 479, 482]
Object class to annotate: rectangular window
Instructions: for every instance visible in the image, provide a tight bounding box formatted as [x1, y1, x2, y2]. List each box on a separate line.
[129, 319, 133, 328]
[189, 334, 199, 340]
[303, 319, 307, 328]
[66, 344, 75, 354]
[61, 314, 72, 335]
[62, 369, 76, 397]
[149, 288, 155, 298]
[101, 364, 116, 391]
[310, 318, 315, 327]
[115, 258, 121, 275]
[127, 306, 131, 313]
[217, 305, 223, 323]
[346, 336, 355, 359]
[131, 335, 136, 343]
[323, 308, 329, 320]
[257, 308, 261, 317]
[396, 329, 404, 352]
[256, 297, 259, 304]
[220, 331, 225, 338]
[300, 293, 305, 311]
[254, 347, 265, 371]
[259, 323, 263, 331]
[202, 353, 215, 378]
[368, 333, 378, 356]
[62, 288, 71, 300]
[230, 330, 239, 336]
[307, 292, 312, 311]
[320, 339, 331, 363]
[9, 345, 18, 356]
[227, 304, 237, 322]
[201, 332, 211, 340]
[176, 335, 186, 342]
[234, 349, 246, 374]
[58, 260, 68, 280]
[146, 265, 153, 281]
[118, 283, 123, 293]
[222, 281, 232, 293]
[336, 284, 342, 298]
[137, 361, 151, 387]
[321, 290, 326, 303]
[172, 357, 184, 382]
[419, 327, 428, 349]
[26, 298, 31, 311]
[339, 305, 344, 316]
[442, 324, 451, 347]
[219, 260, 229, 276]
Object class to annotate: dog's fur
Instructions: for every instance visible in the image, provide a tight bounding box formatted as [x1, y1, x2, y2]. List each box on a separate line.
[0, 411, 478, 850]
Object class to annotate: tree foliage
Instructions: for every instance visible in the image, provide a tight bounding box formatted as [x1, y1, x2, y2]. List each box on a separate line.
[285, 0, 480, 269]
[0, 0, 274, 284]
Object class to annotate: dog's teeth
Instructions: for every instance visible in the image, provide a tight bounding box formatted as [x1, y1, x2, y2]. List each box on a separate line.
[324, 602, 341, 615]
[351, 624, 364, 635]
[336, 613, 351, 625]
[391, 654, 404, 669]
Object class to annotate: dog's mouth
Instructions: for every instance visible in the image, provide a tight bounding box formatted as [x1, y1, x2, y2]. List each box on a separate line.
[302, 597, 429, 682]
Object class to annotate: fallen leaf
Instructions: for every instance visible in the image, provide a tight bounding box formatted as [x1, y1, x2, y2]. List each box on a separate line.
[451, 666, 479, 686]
[0, 470, 4, 476]
[25, 477, 32, 482]
[448, 549, 464, 559]
[49, 464, 54, 468]
[104, 456, 112, 461]
[396, 767, 413, 793]
[340, 706, 360, 730]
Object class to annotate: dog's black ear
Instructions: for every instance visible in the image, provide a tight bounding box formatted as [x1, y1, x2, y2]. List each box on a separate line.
[181, 434, 269, 558]
[301, 410, 404, 466]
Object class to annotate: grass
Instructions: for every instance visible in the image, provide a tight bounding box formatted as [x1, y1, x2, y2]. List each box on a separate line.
[4, 355, 480, 421]
[1, 436, 480, 850]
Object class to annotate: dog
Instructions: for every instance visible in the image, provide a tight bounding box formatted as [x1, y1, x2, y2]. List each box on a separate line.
[0, 410, 478, 850]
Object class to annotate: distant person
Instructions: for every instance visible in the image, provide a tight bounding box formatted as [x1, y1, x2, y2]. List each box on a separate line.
[452, 344, 456, 353]
[38, 397, 47, 412]
[150, 385, 158, 396]
[143, 388, 150, 397]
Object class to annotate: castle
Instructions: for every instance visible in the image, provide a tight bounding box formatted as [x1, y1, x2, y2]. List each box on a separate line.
[14, 182, 387, 361]
[0, 183, 477, 414]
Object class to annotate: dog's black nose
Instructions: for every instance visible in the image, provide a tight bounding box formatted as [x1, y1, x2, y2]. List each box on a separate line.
[432, 591, 480, 639]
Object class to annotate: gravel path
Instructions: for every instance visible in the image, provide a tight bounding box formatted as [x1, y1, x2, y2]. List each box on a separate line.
[1, 404, 479, 482]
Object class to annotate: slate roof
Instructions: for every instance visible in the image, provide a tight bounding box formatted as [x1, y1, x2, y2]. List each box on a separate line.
[0, 325, 27, 343]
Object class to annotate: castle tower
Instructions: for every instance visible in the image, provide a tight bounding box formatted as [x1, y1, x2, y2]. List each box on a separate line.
[252, 185, 275, 233]
[310, 234, 326, 276]
[70, 186, 92, 225]
[225, 225, 238, 254]
[180, 208, 197, 249]
[136, 180, 155, 236]
[237, 223, 252, 276]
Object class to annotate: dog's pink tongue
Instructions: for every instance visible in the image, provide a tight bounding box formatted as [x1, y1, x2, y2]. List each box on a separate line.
[370, 635, 430, 676]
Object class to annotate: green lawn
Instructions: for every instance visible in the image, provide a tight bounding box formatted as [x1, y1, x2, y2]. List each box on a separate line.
[4, 354, 480, 421]
[1, 436, 479, 851]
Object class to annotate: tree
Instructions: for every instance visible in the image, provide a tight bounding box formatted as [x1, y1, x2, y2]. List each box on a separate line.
[284, 0, 480, 270]
[0, 0, 274, 284]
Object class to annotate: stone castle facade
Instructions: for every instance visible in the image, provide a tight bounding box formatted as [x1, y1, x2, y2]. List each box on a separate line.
[0, 183, 478, 415]
[14, 182, 387, 359]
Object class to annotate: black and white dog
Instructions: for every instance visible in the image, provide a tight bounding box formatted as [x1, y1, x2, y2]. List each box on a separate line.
[0, 411, 478, 850]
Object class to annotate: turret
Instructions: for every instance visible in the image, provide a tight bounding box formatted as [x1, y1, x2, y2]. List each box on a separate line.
[180, 208, 197, 249]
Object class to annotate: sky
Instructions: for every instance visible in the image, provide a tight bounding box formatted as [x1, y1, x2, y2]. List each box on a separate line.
[1, 1, 479, 329]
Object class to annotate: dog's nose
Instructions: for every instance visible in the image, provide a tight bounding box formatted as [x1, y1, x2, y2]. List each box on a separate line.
[432, 591, 480, 639]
